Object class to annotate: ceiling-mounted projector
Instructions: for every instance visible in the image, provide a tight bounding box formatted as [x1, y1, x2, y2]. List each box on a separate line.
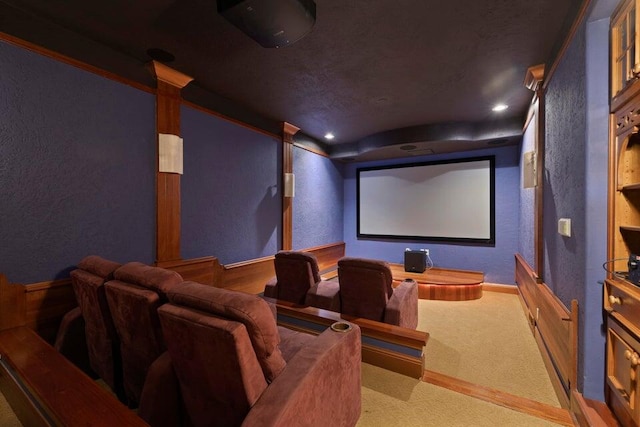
[217, 0, 316, 48]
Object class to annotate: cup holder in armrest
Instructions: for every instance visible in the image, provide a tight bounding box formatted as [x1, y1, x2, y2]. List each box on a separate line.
[330, 322, 352, 333]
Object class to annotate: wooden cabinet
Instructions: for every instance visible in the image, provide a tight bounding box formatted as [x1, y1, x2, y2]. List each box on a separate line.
[607, 3, 640, 425]
[605, 279, 640, 426]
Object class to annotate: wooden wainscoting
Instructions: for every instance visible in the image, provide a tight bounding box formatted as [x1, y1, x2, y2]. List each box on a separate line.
[514, 253, 578, 409]
[0, 274, 25, 331]
[218, 241, 346, 293]
[0, 274, 76, 344]
[0, 241, 347, 340]
[156, 256, 219, 287]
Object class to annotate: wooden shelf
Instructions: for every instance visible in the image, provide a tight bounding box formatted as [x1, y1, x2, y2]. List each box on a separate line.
[622, 182, 640, 191]
[620, 225, 640, 233]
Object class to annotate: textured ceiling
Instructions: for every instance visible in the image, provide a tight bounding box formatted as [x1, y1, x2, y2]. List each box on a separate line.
[0, 0, 584, 160]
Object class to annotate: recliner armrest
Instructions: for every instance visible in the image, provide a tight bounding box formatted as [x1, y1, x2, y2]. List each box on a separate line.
[54, 307, 92, 376]
[242, 323, 362, 427]
[138, 351, 183, 427]
[264, 276, 278, 299]
[384, 279, 418, 329]
[305, 280, 341, 312]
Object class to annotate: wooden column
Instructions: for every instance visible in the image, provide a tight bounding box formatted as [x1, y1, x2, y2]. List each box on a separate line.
[282, 122, 299, 250]
[148, 61, 193, 263]
[524, 64, 545, 279]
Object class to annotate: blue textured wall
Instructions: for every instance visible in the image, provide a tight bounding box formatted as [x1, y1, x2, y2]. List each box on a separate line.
[544, 16, 609, 399]
[543, 24, 587, 306]
[0, 40, 156, 283]
[519, 113, 537, 268]
[582, 16, 609, 401]
[181, 106, 281, 264]
[292, 147, 344, 250]
[343, 145, 520, 284]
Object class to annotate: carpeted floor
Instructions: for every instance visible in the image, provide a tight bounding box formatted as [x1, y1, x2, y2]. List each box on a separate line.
[418, 291, 560, 407]
[358, 363, 562, 426]
[357, 290, 564, 426]
[0, 392, 21, 427]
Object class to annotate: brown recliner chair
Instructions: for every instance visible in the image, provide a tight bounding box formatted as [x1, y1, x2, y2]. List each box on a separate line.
[60, 255, 124, 399]
[104, 262, 182, 407]
[145, 280, 362, 427]
[338, 257, 418, 329]
[264, 250, 340, 311]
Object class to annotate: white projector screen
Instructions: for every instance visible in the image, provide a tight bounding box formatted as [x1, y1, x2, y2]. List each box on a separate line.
[357, 156, 495, 244]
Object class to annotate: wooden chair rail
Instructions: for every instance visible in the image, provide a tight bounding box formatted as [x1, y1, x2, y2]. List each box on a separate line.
[0, 242, 347, 342]
[210, 241, 346, 294]
[514, 253, 578, 408]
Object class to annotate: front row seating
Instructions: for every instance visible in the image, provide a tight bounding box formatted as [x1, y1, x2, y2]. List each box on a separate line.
[56, 255, 124, 399]
[104, 262, 183, 407]
[55, 258, 362, 426]
[140, 281, 362, 427]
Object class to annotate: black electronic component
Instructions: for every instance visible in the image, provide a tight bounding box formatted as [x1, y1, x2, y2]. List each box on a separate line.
[629, 254, 640, 286]
[217, 0, 316, 48]
[404, 250, 426, 273]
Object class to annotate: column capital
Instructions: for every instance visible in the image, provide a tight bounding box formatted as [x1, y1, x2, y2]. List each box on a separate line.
[147, 60, 194, 89]
[524, 64, 545, 92]
[282, 122, 300, 143]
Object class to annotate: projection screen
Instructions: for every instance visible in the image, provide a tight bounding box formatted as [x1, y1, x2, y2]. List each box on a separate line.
[357, 156, 495, 244]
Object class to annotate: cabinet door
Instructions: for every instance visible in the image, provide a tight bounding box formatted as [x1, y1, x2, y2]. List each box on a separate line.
[612, 0, 639, 97]
[608, 318, 640, 423]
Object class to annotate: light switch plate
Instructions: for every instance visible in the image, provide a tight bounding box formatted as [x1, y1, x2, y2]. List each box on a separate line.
[558, 218, 571, 237]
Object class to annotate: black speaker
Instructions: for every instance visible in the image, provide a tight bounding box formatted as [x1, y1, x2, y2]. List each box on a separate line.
[629, 254, 640, 286]
[217, 0, 316, 48]
[404, 250, 426, 273]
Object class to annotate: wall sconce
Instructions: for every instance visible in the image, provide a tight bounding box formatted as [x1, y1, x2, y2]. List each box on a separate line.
[159, 133, 183, 174]
[523, 151, 536, 188]
[284, 173, 295, 198]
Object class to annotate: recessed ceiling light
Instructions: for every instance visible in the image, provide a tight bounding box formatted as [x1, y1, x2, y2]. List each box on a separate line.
[492, 104, 509, 112]
[324, 132, 335, 140]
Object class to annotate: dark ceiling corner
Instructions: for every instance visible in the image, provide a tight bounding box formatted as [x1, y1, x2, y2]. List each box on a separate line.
[0, 0, 583, 161]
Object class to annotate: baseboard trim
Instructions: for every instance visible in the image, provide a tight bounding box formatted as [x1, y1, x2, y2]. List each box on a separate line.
[422, 369, 573, 426]
[483, 283, 518, 294]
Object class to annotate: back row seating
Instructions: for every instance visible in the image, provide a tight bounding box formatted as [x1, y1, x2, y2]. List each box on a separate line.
[55, 255, 362, 427]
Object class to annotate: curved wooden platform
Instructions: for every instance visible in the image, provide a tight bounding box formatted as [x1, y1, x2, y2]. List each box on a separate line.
[388, 264, 484, 301]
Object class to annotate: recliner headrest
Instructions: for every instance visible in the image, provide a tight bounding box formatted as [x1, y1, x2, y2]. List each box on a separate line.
[275, 251, 321, 283]
[167, 281, 286, 382]
[77, 255, 121, 280]
[113, 262, 182, 298]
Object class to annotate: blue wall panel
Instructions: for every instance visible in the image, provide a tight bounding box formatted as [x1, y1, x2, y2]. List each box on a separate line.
[343, 145, 520, 284]
[519, 114, 536, 268]
[0, 41, 156, 283]
[543, 24, 587, 306]
[292, 147, 344, 250]
[181, 106, 281, 264]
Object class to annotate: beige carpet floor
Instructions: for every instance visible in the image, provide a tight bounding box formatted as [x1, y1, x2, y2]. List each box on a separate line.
[418, 291, 560, 407]
[357, 290, 563, 426]
[358, 363, 562, 427]
[0, 392, 21, 427]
